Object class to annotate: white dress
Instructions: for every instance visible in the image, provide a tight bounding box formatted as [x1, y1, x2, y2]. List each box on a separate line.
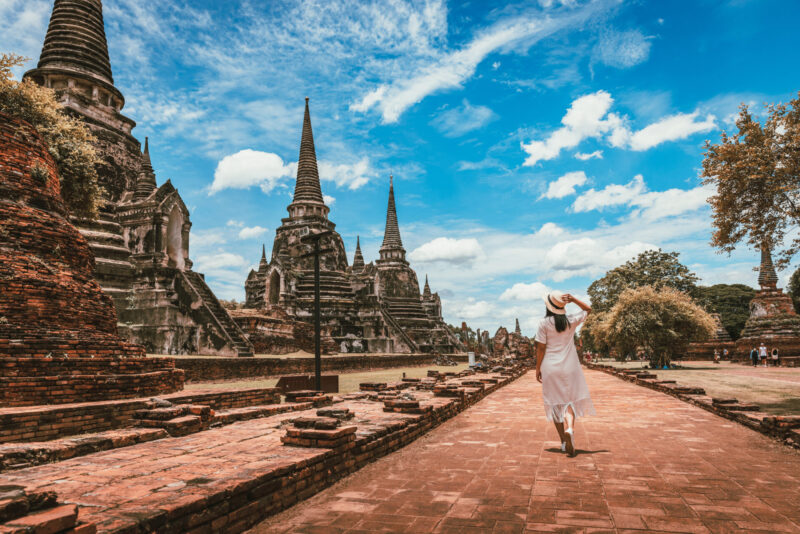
[537, 311, 596, 422]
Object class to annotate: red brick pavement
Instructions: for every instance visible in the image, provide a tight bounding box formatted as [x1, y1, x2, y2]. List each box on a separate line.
[253, 369, 800, 534]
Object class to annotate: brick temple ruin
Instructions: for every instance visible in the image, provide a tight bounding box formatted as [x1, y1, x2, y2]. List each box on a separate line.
[22, 0, 253, 356]
[735, 246, 800, 366]
[0, 112, 184, 406]
[240, 100, 462, 354]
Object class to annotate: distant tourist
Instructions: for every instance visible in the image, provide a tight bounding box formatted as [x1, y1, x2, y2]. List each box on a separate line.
[750, 347, 758, 367]
[759, 343, 768, 367]
[771, 348, 779, 367]
[535, 291, 595, 458]
[723, 348, 729, 360]
[713, 349, 720, 364]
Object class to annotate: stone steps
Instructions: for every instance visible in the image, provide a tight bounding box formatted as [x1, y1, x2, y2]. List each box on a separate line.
[134, 404, 213, 437]
[0, 486, 94, 534]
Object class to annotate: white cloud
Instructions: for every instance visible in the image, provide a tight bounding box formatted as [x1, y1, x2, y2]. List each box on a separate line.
[210, 149, 294, 195]
[193, 252, 249, 271]
[431, 99, 497, 137]
[500, 282, 550, 302]
[409, 237, 485, 265]
[0, 0, 50, 78]
[323, 194, 336, 205]
[625, 112, 716, 151]
[574, 150, 603, 160]
[541, 171, 588, 199]
[536, 222, 566, 237]
[572, 174, 714, 220]
[238, 226, 268, 240]
[594, 29, 651, 69]
[545, 238, 658, 281]
[522, 91, 625, 166]
[318, 158, 372, 190]
[573, 174, 647, 212]
[522, 91, 717, 165]
[352, 2, 614, 123]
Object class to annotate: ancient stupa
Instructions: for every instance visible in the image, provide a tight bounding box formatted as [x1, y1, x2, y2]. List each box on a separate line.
[0, 113, 183, 406]
[687, 313, 735, 360]
[735, 245, 800, 365]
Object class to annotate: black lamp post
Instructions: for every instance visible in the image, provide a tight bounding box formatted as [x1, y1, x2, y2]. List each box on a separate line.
[300, 230, 333, 391]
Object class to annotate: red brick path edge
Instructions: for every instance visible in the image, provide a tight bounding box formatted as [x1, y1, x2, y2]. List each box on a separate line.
[584, 362, 800, 449]
[0, 367, 527, 533]
[254, 369, 800, 534]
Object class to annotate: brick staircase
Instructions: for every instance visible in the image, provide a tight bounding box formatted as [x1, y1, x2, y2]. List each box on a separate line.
[134, 403, 213, 437]
[295, 270, 356, 300]
[180, 270, 254, 356]
[72, 215, 135, 310]
[0, 486, 95, 533]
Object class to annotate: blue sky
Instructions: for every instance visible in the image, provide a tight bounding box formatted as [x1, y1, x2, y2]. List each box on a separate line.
[3, 0, 799, 334]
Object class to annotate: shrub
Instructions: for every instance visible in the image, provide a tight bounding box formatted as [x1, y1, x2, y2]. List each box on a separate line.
[0, 53, 102, 218]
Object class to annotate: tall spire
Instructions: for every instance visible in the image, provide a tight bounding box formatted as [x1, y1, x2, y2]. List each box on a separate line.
[259, 244, 268, 271]
[36, 0, 114, 84]
[292, 98, 325, 205]
[758, 244, 779, 290]
[515, 318, 521, 335]
[423, 275, 432, 299]
[379, 175, 405, 262]
[134, 137, 157, 200]
[352, 236, 365, 272]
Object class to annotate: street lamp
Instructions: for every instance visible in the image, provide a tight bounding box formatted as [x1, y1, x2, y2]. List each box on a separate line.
[300, 230, 334, 391]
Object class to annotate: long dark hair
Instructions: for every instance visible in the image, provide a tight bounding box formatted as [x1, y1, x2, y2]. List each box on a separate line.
[546, 308, 569, 333]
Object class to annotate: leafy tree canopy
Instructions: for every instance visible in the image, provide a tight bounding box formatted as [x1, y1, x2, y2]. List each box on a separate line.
[593, 286, 716, 369]
[694, 284, 756, 340]
[788, 267, 800, 314]
[0, 53, 102, 218]
[587, 249, 699, 312]
[702, 94, 800, 269]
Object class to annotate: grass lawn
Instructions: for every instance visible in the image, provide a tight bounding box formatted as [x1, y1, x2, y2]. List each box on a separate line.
[183, 364, 470, 394]
[596, 360, 800, 416]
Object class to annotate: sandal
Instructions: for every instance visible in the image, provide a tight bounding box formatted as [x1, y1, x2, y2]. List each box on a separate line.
[564, 428, 575, 457]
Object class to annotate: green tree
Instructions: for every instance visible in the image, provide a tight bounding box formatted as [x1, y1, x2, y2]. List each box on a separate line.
[594, 286, 716, 368]
[788, 267, 800, 314]
[694, 284, 756, 339]
[588, 249, 699, 312]
[702, 94, 800, 269]
[0, 53, 102, 217]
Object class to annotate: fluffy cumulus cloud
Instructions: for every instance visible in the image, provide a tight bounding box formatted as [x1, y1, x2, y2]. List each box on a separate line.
[193, 252, 249, 271]
[499, 282, 550, 302]
[541, 171, 588, 199]
[409, 237, 485, 265]
[431, 100, 497, 137]
[210, 149, 294, 195]
[318, 159, 373, 190]
[522, 91, 624, 166]
[594, 29, 651, 69]
[237, 226, 268, 240]
[545, 239, 658, 281]
[624, 112, 716, 151]
[522, 91, 717, 166]
[574, 150, 603, 160]
[572, 174, 714, 220]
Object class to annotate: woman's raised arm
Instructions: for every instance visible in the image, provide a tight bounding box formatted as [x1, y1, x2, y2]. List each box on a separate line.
[563, 294, 591, 314]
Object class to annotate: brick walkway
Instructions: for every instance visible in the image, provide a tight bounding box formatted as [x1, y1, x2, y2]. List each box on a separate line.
[254, 370, 800, 533]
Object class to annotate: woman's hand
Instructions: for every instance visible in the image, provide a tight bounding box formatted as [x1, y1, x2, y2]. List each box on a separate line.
[536, 369, 542, 382]
[562, 293, 573, 303]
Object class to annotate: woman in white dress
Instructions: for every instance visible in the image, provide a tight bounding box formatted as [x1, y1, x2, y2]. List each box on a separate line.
[535, 290, 595, 457]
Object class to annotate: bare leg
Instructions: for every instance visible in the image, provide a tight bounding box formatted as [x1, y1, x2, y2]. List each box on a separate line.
[564, 406, 576, 457]
[553, 421, 566, 445]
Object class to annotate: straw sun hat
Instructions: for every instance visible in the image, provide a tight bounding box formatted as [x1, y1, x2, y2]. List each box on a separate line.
[544, 290, 567, 315]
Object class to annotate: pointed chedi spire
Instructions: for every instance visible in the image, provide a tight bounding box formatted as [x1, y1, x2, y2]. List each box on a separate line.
[758, 243, 779, 290]
[379, 175, 405, 262]
[515, 318, 521, 335]
[352, 236, 365, 272]
[287, 98, 329, 219]
[423, 275, 432, 299]
[259, 243, 268, 271]
[34, 0, 114, 85]
[134, 137, 157, 200]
